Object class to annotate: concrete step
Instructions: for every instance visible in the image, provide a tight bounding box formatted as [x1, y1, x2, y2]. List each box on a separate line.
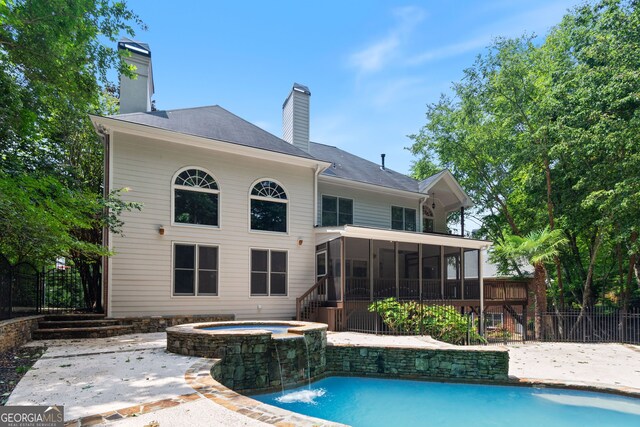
[32, 325, 134, 340]
[43, 313, 106, 322]
[38, 319, 122, 329]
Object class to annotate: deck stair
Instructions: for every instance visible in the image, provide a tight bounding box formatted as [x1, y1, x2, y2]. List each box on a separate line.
[33, 314, 134, 340]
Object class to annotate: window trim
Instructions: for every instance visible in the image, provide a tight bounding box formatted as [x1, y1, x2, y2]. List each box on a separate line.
[171, 242, 220, 297]
[248, 178, 289, 235]
[391, 205, 417, 231]
[171, 166, 221, 229]
[249, 248, 289, 297]
[422, 205, 435, 233]
[321, 194, 354, 226]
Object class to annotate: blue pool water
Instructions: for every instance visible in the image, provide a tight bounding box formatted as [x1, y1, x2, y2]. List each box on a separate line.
[202, 324, 291, 334]
[253, 376, 640, 427]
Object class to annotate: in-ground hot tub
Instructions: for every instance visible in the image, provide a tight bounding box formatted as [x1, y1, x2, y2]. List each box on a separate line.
[166, 321, 327, 392]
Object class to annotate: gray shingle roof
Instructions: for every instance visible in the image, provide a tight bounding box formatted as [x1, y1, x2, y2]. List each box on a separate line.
[309, 142, 421, 193]
[107, 105, 445, 194]
[109, 105, 316, 160]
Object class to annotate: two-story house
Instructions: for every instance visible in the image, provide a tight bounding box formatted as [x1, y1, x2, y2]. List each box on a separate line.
[90, 40, 527, 329]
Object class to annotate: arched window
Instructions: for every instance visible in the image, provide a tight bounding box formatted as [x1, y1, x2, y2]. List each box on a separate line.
[173, 168, 219, 226]
[423, 205, 434, 233]
[250, 180, 288, 233]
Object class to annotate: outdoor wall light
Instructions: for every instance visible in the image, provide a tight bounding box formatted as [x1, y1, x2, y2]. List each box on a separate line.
[297, 237, 304, 246]
[158, 225, 165, 236]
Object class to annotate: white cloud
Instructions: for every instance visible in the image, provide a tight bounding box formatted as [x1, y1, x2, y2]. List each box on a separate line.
[407, 36, 490, 65]
[348, 6, 426, 74]
[370, 76, 425, 108]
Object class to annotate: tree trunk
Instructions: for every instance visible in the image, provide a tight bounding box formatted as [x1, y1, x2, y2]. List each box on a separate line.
[533, 262, 548, 340]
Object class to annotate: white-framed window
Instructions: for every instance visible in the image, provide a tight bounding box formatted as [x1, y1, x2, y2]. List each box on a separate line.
[250, 249, 287, 296]
[422, 205, 434, 233]
[391, 206, 417, 231]
[250, 179, 288, 233]
[173, 243, 218, 296]
[321, 195, 353, 226]
[172, 167, 219, 226]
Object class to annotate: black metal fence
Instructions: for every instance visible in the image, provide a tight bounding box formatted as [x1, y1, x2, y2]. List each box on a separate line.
[0, 255, 95, 320]
[338, 296, 640, 346]
[342, 298, 484, 345]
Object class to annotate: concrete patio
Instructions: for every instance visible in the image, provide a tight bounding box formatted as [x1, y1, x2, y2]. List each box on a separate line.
[6, 332, 640, 426]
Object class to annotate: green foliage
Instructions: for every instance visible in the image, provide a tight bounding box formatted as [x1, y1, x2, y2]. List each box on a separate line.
[491, 227, 567, 269]
[0, 1, 145, 309]
[368, 298, 486, 345]
[409, 0, 640, 308]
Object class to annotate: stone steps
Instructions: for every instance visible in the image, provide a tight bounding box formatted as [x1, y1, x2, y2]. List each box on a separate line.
[33, 314, 135, 340]
[43, 313, 107, 321]
[33, 324, 134, 340]
[38, 319, 121, 329]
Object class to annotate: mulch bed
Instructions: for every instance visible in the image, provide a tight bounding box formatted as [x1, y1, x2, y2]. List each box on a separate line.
[0, 346, 46, 405]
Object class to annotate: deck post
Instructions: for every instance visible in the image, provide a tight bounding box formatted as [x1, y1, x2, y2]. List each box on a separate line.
[440, 246, 445, 299]
[460, 247, 465, 300]
[479, 248, 485, 337]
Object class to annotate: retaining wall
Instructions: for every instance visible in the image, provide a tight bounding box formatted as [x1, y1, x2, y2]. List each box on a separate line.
[0, 316, 44, 352]
[326, 344, 509, 381]
[122, 314, 235, 333]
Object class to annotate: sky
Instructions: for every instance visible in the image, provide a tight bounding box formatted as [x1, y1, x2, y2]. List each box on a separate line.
[125, 0, 582, 175]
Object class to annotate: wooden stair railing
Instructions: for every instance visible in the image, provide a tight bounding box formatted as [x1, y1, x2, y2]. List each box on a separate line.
[296, 275, 329, 321]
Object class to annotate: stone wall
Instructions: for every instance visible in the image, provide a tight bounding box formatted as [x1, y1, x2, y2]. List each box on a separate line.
[0, 316, 44, 352]
[326, 344, 509, 381]
[167, 324, 327, 393]
[122, 314, 235, 333]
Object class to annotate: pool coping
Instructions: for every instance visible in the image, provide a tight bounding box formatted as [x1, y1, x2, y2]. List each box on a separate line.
[63, 356, 640, 427]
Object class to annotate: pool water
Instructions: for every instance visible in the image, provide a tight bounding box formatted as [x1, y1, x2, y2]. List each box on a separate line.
[202, 324, 291, 334]
[253, 376, 640, 427]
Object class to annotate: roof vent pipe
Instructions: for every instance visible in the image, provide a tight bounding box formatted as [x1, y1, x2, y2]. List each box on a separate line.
[380, 154, 386, 170]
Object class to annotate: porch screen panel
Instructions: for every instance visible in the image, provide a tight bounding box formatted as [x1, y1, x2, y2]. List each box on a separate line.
[464, 249, 480, 299]
[373, 240, 395, 298]
[444, 246, 461, 299]
[345, 238, 370, 300]
[328, 238, 342, 301]
[398, 242, 419, 298]
[421, 244, 441, 299]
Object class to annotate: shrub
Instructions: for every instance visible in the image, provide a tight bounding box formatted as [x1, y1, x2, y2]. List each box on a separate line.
[368, 298, 486, 345]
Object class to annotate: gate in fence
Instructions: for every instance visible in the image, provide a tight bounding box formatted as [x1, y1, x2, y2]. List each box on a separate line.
[0, 254, 96, 319]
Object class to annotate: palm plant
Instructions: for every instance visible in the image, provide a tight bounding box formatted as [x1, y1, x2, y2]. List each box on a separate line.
[491, 227, 567, 339]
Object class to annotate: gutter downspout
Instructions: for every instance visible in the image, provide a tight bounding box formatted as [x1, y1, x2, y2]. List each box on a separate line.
[97, 124, 110, 317]
[313, 164, 322, 227]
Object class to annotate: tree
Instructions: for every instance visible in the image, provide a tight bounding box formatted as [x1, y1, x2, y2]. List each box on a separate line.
[409, 0, 640, 311]
[491, 228, 567, 339]
[0, 0, 145, 310]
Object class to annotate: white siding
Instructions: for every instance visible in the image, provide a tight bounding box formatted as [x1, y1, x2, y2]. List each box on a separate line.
[317, 180, 449, 233]
[109, 132, 316, 319]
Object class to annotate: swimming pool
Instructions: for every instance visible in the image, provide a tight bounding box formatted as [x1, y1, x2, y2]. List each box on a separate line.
[201, 324, 292, 334]
[253, 376, 640, 427]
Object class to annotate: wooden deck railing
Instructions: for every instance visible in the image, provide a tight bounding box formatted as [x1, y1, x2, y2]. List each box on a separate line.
[484, 279, 528, 301]
[296, 275, 328, 321]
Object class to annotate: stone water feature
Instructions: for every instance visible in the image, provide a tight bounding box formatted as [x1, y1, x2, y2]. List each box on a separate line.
[166, 321, 327, 393]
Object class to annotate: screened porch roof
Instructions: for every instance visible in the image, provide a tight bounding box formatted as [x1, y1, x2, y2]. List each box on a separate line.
[314, 225, 492, 250]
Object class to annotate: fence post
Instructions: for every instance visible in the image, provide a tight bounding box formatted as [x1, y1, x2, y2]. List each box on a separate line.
[522, 306, 527, 343]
